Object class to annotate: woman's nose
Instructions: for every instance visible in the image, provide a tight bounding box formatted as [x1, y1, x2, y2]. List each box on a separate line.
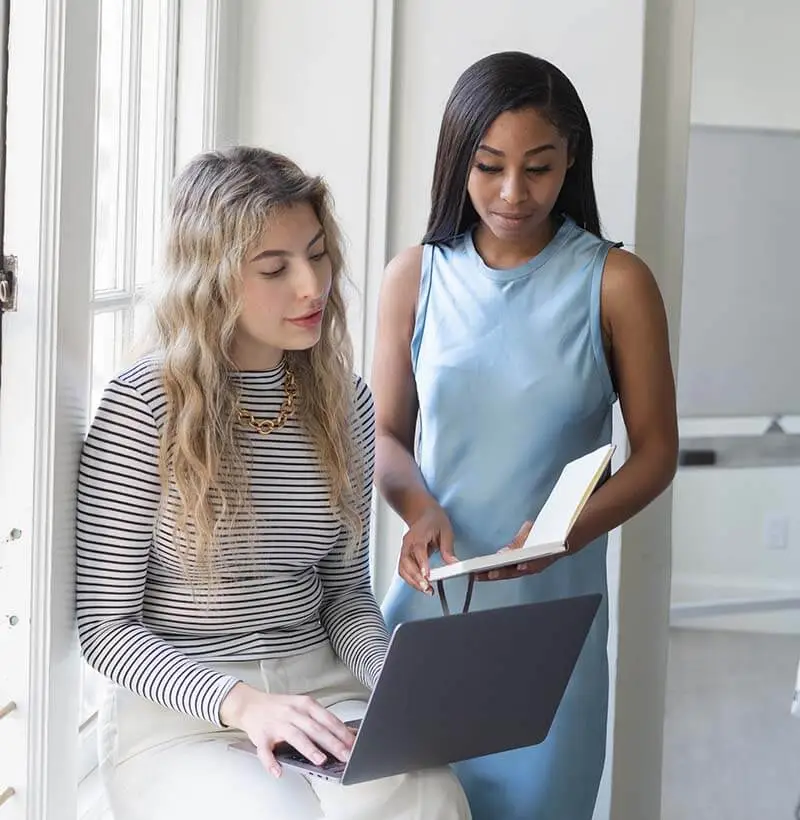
[500, 173, 528, 205]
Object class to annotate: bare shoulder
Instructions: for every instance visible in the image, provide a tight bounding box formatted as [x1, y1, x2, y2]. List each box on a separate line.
[383, 244, 424, 293]
[377, 244, 425, 333]
[602, 247, 663, 302]
[601, 247, 669, 344]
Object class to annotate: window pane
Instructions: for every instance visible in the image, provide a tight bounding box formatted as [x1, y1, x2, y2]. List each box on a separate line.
[133, 299, 153, 348]
[134, 2, 168, 289]
[79, 665, 105, 727]
[93, 0, 126, 294]
[80, 0, 178, 787]
[90, 310, 124, 417]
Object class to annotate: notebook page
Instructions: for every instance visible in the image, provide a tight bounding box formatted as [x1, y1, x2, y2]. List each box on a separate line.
[522, 445, 615, 549]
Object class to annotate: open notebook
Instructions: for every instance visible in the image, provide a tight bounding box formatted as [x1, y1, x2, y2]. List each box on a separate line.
[427, 444, 616, 583]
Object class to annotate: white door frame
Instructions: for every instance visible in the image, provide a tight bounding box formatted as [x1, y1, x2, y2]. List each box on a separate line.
[0, 2, 100, 818]
[0, 1, 239, 816]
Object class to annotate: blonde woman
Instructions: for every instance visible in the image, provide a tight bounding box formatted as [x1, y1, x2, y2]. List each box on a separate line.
[76, 147, 470, 820]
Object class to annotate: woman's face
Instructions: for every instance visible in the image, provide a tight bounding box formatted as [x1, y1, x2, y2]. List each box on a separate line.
[467, 107, 572, 243]
[232, 202, 332, 370]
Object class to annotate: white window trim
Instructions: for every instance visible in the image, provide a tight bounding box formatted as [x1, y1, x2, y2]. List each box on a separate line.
[76, 1, 236, 814]
[0, 1, 236, 818]
[175, 0, 240, 165]
[77, 0, 180, 790]
[2, 1, 100, 817]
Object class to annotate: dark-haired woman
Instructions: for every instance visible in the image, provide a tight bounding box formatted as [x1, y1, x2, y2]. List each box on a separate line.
[371, 52, 678, 820]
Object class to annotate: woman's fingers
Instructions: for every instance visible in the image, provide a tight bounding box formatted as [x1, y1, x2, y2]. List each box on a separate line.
[256, 744, 283, 778]
[508, 520, 534, 550]
[292, 717, 351, 763]
[399, 539, 433, 593]
[475, 554, 555, 582]
[438, 525, 458, 564]
[281, 725, 329, 766]
[293, 697, 356, 757]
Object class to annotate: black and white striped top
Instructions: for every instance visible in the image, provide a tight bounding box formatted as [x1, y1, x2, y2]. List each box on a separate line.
[75, 356, 389, 726]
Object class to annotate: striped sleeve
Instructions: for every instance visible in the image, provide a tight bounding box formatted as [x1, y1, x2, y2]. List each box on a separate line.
[317, 378, 390, 688]
[75, 377, 239, 725]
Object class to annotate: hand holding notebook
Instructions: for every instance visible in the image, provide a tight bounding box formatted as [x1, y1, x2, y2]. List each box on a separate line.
[427, 444, 616, 583]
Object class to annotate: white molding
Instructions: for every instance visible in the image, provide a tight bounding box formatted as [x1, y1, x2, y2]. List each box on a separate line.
[201, 0, 221, 148]
[361, 0, 400, 597]
[154, 0, 179, 257]
[0, 4, 48, 817]
[671, 573, 800, 618]
[175, 0, 239, 165]
[121, 0, 143, 295]
[28, 0, 100, 815]
[1, 0, 100, 817]
[360, 0, 394, 378]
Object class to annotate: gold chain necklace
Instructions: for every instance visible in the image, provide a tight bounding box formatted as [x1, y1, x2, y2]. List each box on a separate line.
[237, 367, 298, 436]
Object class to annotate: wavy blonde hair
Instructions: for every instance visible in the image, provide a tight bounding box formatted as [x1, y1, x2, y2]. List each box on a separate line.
[145, 147, 361, 587]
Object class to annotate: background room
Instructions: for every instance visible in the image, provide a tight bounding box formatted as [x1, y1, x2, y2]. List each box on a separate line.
[3, 2, 797, 819]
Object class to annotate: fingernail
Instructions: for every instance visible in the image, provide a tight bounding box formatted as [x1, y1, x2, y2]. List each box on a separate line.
[488, 570, 499, 580]
[517, 563, 528, 571]
[270, 765, 282, 778]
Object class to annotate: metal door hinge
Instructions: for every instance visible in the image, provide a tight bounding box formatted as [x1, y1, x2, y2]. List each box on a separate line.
[0, 256, 18, 313]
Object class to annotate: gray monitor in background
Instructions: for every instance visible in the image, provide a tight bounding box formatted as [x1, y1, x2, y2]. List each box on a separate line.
[676, 124, 800, 418]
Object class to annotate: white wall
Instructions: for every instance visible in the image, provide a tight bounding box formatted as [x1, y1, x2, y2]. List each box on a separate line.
[229, 3, 691, 817]
[235, 0, 378, 370]
[387, 0, 643, 252]
[672, 417, 800, 632]
[691, 0, 800, 129]
[614, 0, 695, 815]
[672, 0, 800, 631]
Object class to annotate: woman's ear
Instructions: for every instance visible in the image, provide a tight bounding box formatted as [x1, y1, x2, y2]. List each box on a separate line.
[566, 135, 576, 169]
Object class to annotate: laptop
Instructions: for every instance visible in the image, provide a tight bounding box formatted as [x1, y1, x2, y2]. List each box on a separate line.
[229, 593, 601, 785]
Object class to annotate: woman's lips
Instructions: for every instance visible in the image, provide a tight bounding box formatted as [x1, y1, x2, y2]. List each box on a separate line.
[287, 308, 324, 329]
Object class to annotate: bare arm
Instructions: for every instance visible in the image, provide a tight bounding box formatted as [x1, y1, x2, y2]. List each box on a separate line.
[371, 246, 429, 519]
[486, 248, 678, 581]
[371, 246, 457, 590]
[567, 248, 678, 550]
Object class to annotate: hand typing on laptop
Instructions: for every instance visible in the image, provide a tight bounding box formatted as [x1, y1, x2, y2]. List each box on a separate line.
[220, 682, 356, 778]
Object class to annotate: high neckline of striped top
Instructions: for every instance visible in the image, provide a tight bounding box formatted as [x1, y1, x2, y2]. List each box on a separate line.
[230, 358, 286, 387]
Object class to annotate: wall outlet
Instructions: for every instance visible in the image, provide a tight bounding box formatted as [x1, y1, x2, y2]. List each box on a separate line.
[763, 512, 790, 550]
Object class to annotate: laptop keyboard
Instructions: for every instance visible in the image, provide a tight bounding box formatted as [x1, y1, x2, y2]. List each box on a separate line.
[283, 748, 347, 774]
[277, 719, 362, 774]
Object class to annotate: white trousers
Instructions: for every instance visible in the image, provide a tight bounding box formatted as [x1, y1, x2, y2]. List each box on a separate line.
[98, 642, 471, 820]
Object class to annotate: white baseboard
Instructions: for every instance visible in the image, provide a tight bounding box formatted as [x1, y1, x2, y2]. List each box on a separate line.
[670, 575, 800, 633]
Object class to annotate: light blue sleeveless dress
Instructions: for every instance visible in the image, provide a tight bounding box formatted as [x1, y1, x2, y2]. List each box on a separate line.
[381, 216, 618, 820]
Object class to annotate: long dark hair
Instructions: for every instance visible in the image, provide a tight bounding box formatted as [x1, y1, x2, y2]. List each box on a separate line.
[423, 52, 601, 244]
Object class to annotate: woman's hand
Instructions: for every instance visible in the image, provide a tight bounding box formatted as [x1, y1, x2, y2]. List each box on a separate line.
[475, 520, 560, 582]
[220, 683, 356, 778]
[399, 502, 458, 594]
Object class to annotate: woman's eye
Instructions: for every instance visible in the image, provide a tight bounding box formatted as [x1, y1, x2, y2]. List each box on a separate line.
[526, 166, 552, 175]
[261, 267, 285, 278]
[475, 162, 502, 174]
[309, 249, 328, 262]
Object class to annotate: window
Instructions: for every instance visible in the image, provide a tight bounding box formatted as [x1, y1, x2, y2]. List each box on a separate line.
[77, 0, 179, 784]
[0, 0, 230, 815]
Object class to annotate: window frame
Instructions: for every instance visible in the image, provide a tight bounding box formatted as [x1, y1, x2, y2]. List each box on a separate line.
[0, 1, 237, 817]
